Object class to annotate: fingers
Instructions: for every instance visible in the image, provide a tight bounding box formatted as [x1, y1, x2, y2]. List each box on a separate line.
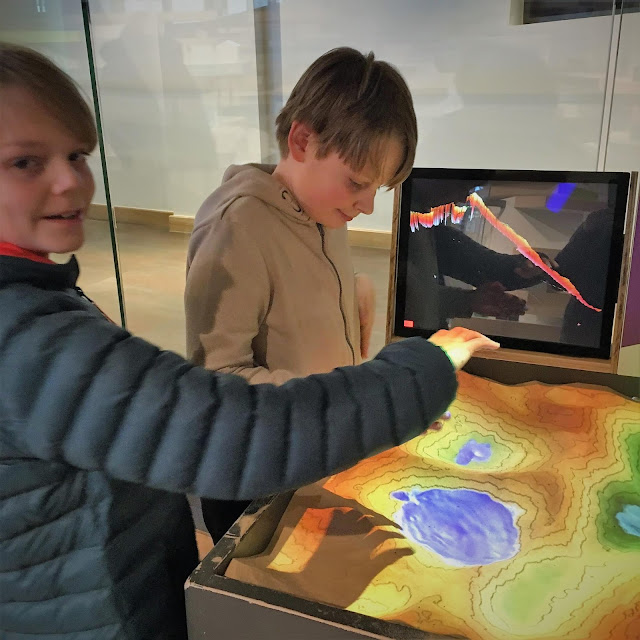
[356, 274, 375, 360]
[360, 316, 373, 359]
[428, 328, 500, 371]
[355, 274, 376, 319]
[446, 326, 470, 337]
[360, 332, 370, 359]
[447, 327, 492, 343]
[427, 410, 451, 433]
[430, 327, 500, 348]
[466, 336, 501, 352]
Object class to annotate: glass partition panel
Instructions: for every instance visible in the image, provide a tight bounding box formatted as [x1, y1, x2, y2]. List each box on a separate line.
[87, 0, 262, 354]
[279, 0, 617, 231]
[0, 0, 123, 323]
[605, 3, 640, 172]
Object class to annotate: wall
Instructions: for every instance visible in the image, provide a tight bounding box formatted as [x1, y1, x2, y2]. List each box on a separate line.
[604, 10, 640, 173]
[279, 0, 625, 231]
[9, 1, 633, 229]
[88, 0, 262, 215]
[7, 1, 634, 228]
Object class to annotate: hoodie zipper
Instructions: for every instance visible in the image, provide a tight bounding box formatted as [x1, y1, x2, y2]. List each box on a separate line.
[317, 223, 355, 365]
[75, 286, 94, 305]
[74, 286, 115, 324]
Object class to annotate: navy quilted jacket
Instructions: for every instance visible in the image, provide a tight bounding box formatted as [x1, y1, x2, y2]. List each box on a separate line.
[0, 255, 457, 639]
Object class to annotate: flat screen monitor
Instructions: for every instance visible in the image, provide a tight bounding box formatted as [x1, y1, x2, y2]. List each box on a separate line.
[393, 168, 631, 359]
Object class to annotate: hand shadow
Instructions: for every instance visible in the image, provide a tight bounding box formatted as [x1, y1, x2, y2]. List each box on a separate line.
[260, 487, 415, 609]
[290, 485, 400, 529]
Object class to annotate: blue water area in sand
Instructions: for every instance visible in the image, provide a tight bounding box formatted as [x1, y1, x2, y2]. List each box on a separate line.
[455, 439, 492, 465]
[616, 504, 640, 537]
[391, 487, 520, 566]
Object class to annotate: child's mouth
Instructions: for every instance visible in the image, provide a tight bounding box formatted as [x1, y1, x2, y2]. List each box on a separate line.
[44, 210, 83, 221]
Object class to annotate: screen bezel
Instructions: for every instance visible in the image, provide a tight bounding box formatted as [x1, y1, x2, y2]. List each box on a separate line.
[393, 168, 630, 360]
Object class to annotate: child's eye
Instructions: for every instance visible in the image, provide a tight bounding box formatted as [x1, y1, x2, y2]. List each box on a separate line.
[12, 156, 41, 171]
[349, 179, 363, 190]
[69, 151, 89, 163]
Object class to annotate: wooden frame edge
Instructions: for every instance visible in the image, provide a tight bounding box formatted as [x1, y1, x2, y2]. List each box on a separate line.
[609, 170, 639, 371]
[383, 174, 638, 374]
[385, 187, 401, 345]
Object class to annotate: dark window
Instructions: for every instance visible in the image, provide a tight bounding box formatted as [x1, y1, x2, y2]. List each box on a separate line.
[522, 1, 640, 23]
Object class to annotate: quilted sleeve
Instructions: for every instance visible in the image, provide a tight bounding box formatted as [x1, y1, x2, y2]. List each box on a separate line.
[1, 306, 456, 500]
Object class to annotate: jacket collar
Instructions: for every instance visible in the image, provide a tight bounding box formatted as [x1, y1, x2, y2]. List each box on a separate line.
[0, 242, 55, 264]
[0, 253, 80, 290]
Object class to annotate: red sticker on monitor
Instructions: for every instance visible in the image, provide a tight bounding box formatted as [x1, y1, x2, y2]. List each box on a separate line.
[404, 320, 414, 328]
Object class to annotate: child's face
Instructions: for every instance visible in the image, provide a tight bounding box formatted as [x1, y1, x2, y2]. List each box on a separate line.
[0, 86, 94, 254]
[292, 131, 404, 229]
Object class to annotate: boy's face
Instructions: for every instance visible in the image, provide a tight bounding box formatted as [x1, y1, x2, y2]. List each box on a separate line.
[0, 86, 94, 254]
[288, 124, 404, 229]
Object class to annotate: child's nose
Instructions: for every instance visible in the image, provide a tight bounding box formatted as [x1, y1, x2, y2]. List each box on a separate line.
[50, 158, 84, 194]
[356, 191, 375, 215]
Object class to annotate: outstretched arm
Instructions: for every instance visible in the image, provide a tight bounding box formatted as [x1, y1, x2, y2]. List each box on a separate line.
[2, 304, 457, 501]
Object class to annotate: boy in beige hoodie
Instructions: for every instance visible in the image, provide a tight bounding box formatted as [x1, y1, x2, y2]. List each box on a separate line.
[186, 47, 420, 539]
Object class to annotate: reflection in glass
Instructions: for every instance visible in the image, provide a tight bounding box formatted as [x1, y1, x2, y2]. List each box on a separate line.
[0, 0, 123, 323]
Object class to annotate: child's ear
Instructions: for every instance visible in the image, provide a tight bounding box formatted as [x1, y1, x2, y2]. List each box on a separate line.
[288, 121, 314, 162]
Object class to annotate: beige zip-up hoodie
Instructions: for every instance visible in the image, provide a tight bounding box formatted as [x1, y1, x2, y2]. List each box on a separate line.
[185, 164, 361, 385]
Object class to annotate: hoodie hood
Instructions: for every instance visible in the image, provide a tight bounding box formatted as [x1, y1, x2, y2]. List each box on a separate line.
[193, 164, 312, 234]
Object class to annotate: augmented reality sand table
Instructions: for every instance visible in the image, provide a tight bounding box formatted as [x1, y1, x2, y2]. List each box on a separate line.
[226, 372, 640, 640]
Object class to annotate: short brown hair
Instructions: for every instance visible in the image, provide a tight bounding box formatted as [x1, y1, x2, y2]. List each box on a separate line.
[0, 42, 97, 150]
[276, 47, 417, 188]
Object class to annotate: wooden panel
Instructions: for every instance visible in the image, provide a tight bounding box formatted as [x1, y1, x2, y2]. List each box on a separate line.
[347, 228, 391, 250]
[469, 346, 615, 373]
[169, 214, 195, 234]
[88, 204, 395, 250]
[88, 203, 172, 229]
[611, 171, 639, 372]
[195, 530, 214, 561]
[87, 203, 110, 220]
[385, 187, 401, 345]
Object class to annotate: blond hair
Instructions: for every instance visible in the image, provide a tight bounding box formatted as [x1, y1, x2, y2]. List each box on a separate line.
[0, 42, 97, 150]
[276, 47, 417, 188]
